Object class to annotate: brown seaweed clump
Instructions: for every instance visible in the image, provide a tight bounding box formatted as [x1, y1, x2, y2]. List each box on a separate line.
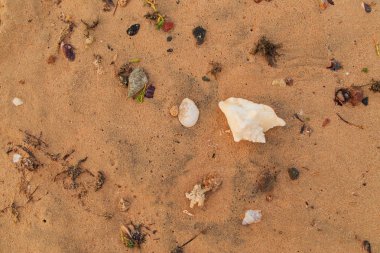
[120, 223, 147, 249]
[254, 170, 278, 193]
[369, 80, 380, 93]
[251, 36, 282, 67]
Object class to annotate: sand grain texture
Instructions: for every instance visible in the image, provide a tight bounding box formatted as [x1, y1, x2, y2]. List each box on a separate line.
[0, 0, 379, 252]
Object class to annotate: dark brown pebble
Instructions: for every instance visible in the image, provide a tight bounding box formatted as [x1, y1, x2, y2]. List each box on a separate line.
[202, 76, 210, 82]
[127, 24, 140, 36]
[288, 167, 300, 180]
[192, 26, 206, 45]
[362, 97, 368, 106]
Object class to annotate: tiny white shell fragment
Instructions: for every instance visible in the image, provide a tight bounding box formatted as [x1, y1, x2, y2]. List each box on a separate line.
[12, 97, 24, 106]
[178, 98, 199, 128]
[219, 97, 286, 143]
[272, 78, 287, 87]
[85, 35, 95, 45]
[12, 154, 22, 163]
[169, 105, 179, 117]
[242, 209, 262, 225]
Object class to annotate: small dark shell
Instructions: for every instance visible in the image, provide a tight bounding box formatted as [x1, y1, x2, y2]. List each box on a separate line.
[127, 24, 140, 36]
[192, 26, 206, 45]
[145, 85, 155, 98]
[61, 43, 75, 61]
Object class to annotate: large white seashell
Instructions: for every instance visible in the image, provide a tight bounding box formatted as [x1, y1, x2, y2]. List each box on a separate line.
[218, 97, 285, 143]
[242, 209, 262, 225]
[178, 98, 199, 128]
[128, 68, 148, 98]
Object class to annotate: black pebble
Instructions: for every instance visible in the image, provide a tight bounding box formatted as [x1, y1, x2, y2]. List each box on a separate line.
[288, 167, 300, 180]
[127, 24, 140, 36]
[362, 97, 369, 106]
[145, 85, 156, 98]
[362, 240, 371, 253]
[192, 26, 206, 45]
[202, 76, 210, 82]
[167, 48, 173, 53]
[363, 2, 372, 13]
[167, 36, 173, 42]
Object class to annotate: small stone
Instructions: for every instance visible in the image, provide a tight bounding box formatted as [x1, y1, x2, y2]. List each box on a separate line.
[85, 35, 95, 45]
[162, 21, 174, 32]
[242, 210, 262, 225]
[47, 55, 57, 64]
[362, 2, 372, 13]
[12, 97, 24, 106]
[192, 26, 206, 45]
[128, 68, 148, 97]
[118, 0, 129, 7]
[284, 77, 293, 86]
[127, 24, 140, 36]
[61, 43, 75, 61]
[13, 154, 22, 163]
[272, 78, 287, 87]
[362, 97, 369, 106]
[119, 198, 131, 212]
[288, 167, 300, 180]
[167, 36, 173, 42]
[202, 76, 210, 82]
[178, 98, 200, 128]
[167, 48, 173, 53]
[169, 105, 179, 117]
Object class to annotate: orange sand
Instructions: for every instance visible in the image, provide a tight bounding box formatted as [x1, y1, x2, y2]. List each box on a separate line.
[0, 0, 379, 252]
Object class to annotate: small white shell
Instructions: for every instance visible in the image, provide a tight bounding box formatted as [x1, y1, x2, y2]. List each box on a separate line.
[178, 98, 199, 128]
[12, 97, 24, 106]
[242, 209, 262, 225]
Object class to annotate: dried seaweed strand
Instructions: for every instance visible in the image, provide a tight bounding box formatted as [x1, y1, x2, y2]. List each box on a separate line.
[336, 113, 363, 129]
[145, 0, 165, 29]
[136, 84, 147, 103]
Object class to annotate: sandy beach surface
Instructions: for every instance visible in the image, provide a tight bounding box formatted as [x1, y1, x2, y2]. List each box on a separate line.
[0, 0, 379, 252]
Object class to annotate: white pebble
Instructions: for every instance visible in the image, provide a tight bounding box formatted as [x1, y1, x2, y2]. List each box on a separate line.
[242, 209, 262, 225]
[178, 98, 199, 128]
[12, 154, 22, 163]
[12, 97, 24, 106]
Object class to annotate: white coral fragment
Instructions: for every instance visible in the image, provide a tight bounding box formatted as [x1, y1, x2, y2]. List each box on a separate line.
[218, 97, 286, 143]
[185, 184, 207, 208]
[242, 210, 262, 225]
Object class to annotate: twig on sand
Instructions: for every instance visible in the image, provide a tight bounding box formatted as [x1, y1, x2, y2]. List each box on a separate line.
[336, 113, 363, 129]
